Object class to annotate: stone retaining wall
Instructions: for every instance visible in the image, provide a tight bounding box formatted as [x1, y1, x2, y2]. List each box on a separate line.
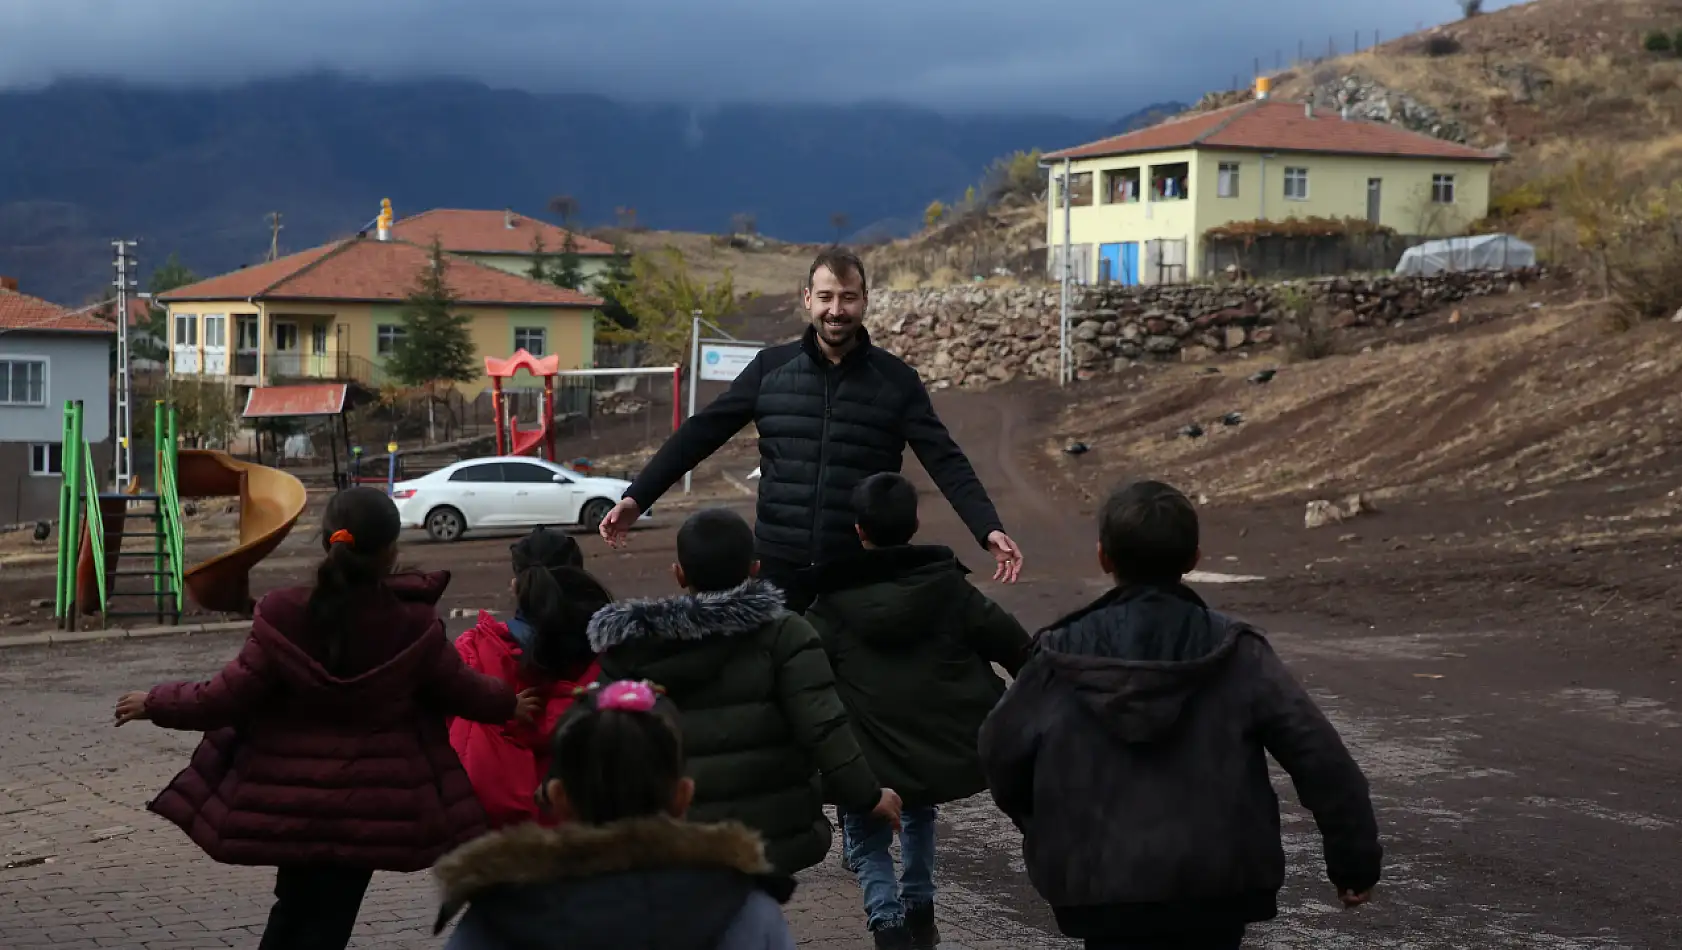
[865, 268, 1546, 389]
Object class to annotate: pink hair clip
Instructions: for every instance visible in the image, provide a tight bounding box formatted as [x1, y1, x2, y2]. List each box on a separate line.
[596, 680, 658, 713]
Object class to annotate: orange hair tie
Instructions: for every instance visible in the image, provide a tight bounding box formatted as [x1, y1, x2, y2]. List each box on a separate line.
[328, 529, 355, 546]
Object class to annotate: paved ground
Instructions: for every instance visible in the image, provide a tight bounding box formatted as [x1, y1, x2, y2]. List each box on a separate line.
[3, 384, 1680, 947]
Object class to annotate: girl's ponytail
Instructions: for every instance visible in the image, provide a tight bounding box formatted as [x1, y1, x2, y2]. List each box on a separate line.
[306, 488, 402, 673]
[510, 528, 613, 678]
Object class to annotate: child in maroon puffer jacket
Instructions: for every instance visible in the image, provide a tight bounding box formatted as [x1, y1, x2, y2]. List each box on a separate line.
[114, 487, 542, 950]
[449, 527, 612, 830]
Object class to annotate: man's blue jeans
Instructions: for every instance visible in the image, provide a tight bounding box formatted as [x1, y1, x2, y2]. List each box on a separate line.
[840, 806, 938, 932]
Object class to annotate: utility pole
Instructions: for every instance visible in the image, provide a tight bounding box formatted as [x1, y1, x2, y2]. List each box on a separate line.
[267, 212, 284, 262]
[1059, 157, 1072, 387]
[683, 310, 701, 494]
[112, 240, 138, 491]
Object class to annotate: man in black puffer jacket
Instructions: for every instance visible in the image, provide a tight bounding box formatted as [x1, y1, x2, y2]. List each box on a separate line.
[598, 248, 1022, 611]
[979, 480, 1382, 950]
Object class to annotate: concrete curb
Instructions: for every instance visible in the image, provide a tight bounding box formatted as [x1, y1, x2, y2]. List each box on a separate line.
[0, 620, 249, 650]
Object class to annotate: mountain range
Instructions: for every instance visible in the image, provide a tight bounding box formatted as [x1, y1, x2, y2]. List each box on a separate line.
[0, 73, 1181, 304]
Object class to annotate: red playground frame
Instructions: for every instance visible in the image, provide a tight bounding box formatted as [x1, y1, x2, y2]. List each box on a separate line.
[484, 349, 561, 460]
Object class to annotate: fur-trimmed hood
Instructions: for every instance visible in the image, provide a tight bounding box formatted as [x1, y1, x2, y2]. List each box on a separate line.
[434, 817, 795, 949]
[587, 578, 785, 653]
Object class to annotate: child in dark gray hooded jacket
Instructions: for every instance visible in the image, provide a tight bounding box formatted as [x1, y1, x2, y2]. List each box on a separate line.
[435, 679, 797, 950]
[979, 480, 1382, 950]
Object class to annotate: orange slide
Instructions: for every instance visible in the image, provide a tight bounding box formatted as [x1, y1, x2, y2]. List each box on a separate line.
[77, 450, 308, 617]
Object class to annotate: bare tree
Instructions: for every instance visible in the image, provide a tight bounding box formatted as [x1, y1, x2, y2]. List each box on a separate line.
[547, 195, 579, 224]
[731, 212, 758, 236]
[830, 212, 850, 242]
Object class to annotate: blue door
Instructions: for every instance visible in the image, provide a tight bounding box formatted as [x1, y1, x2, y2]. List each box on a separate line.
[1098, 244, 1122, 284]
[1121, 242, 1141, 286]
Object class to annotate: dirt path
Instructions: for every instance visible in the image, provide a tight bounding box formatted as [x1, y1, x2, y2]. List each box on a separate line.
[3, 374, 1679, 946]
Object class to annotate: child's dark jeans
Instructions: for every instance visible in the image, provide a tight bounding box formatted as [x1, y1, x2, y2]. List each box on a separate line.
[839, 806, 939, 932]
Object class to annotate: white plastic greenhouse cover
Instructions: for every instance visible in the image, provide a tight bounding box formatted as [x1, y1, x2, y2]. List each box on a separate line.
[1395, 234, 1536, 276]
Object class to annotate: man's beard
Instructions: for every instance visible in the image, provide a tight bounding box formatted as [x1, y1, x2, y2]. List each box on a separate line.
[816, 319, 858, 346]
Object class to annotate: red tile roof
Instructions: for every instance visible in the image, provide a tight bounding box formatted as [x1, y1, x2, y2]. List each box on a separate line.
[159, 238, 604, 308]
[0, 290, 116, 334]
[390, 209, 617, 256]
[1045, 99, 1501, 162]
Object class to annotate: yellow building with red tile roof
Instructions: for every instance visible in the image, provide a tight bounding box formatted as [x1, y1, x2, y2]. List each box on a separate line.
[1042, 91, 1502, 284]
[158, 227, 604, 396]
[389, 208, 618, 283]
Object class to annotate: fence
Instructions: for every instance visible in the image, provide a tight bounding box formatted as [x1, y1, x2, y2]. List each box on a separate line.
[1203, 233, 1433, 279]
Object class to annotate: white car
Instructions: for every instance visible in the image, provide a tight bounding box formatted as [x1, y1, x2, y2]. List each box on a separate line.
[391, 456, 638, 542]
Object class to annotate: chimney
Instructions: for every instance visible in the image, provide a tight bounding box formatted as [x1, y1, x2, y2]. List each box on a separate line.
[1255, 75, 1272, 100]
[376, 197, 393, 241]
[0, 276, 16, 293]
[504, 208, 514, 229]
[1305, 102, 1314, 119]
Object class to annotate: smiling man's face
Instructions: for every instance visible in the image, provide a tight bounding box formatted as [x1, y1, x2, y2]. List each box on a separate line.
[804, 263, 867, 356]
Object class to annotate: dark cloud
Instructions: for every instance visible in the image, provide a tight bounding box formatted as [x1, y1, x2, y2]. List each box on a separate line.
[0, 0, 1524, 116]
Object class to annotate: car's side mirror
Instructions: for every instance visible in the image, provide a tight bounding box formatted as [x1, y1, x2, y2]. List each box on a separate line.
[551, 473, 571, 484]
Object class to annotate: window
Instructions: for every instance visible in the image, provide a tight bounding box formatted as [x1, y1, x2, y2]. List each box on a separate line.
[1284, 167, 1310, 200]
[312, 325, 328, 354]
[1103, 168, 1141, 204]
[1057, 172, 1094, 206]
[513, 327, 547, 356]
[272, 322, 299, 352]
[1217, 162, 1241, 198]
[173, 313, 198, 347]
[449, 463, 503, 483]
[502, 462, 559, 484]
[376, 324, 406, 356]
[0, 358, 46, 406]
[1149, 162, 1190, 201]
[30, 443, 63, 476]
[1432, 174, 1457, 204]
[237, 317, 260, 350]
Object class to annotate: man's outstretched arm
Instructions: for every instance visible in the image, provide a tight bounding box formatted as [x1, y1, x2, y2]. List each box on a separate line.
[900, 369, 1006, 544]
[622, 354, 763, 513]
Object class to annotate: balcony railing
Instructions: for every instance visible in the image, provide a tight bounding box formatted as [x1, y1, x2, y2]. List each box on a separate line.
[231, 351, 385, 387]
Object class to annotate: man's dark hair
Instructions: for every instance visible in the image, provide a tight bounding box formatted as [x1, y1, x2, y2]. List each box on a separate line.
[676, 508, 756, 592]
[852, 472, 918, 547]
[807, 246, 868, 293]
[1099, 480, 1199, 585]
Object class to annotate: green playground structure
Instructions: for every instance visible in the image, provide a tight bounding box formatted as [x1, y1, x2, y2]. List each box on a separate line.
[54, 400, 186, 630]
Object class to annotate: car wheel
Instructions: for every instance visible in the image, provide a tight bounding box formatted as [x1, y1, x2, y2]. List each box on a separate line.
[579, 498, 615, 532]
[426, 506, 466, 543]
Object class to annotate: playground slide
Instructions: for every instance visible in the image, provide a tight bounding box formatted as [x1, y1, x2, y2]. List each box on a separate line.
[508, 417, 549, 457]
[77, 451, 308, 617]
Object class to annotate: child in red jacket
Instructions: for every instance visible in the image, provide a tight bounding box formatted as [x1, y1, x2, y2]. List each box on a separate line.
[450, 527, 613, 828]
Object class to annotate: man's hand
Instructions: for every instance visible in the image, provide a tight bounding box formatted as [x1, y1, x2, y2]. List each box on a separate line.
[114, 691, 150, 726]
[512, 688, 544, 726]
[987, 531, 1024, 584]
[871, 788, 904, 832]
[598, 498, 642, 548]
[1338, 888, 1372, 908]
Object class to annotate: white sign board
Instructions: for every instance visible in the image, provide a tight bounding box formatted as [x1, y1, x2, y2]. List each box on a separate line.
[699, 343, 761, 382]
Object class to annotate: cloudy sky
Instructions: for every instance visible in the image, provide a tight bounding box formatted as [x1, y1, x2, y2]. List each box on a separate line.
[0, 0, 1524, 117]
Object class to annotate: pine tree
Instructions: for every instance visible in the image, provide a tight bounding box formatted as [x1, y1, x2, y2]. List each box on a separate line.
[527, 234, 551, 283]
[553, 229, 586, 290]
[388, 240, 477, 387]
[592, 245, 637, 329]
